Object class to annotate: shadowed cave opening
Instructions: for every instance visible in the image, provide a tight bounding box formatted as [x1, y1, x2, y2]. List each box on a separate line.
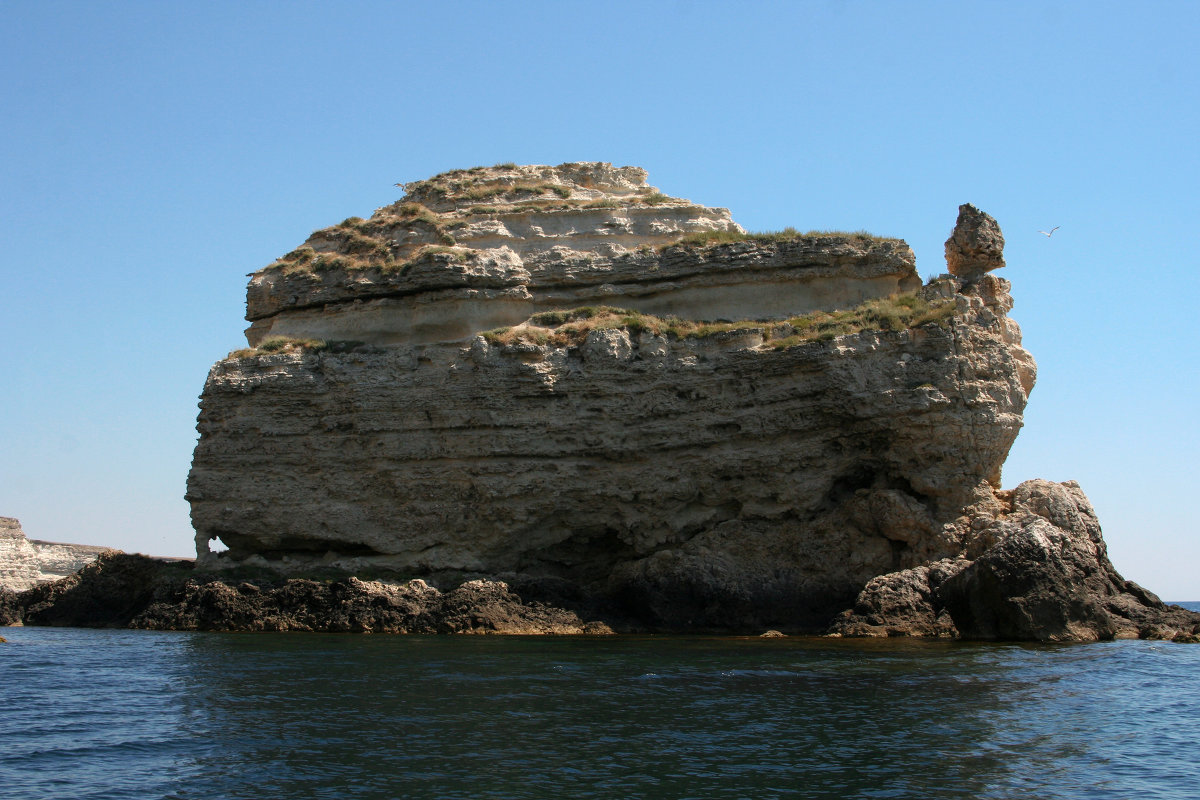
[203, 529, 384, 560]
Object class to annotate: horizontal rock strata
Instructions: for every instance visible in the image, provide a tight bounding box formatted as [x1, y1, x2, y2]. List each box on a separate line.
[188, 171, 1038, 633]
[173, 174, 1194, 641]
[243, 163, 919, 346]
[0, 517, 116, 592]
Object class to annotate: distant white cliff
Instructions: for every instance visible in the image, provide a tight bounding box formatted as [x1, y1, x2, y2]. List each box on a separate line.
[0, 517, 116, 592]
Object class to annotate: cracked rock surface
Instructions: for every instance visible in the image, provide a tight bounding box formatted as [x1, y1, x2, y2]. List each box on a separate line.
[168, 167, 1196, 639]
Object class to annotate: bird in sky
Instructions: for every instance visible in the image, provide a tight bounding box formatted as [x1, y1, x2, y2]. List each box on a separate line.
[1039, 226, 1060, 237]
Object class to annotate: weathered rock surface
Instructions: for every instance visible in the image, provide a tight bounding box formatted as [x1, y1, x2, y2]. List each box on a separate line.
[944, 203, 1005, 280]
[830, 480, 1200, 641]
[186, 165, 1034, 633]
[189, 272, 1035, 631]
[14, 553, 610, 634]
[828, 558, 963, 638]
[175, 164, 1191, 640]
[243, 162, 919, 346]
[0, 587, 19, 626]
[0, 516, 117, 592]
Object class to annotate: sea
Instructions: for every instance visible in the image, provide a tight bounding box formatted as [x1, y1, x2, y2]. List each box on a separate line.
[3, 604, 1199, 800]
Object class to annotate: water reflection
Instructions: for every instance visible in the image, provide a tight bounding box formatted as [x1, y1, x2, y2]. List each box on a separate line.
[170, 636, 1109, 799]
[5, 629, 1198, 800]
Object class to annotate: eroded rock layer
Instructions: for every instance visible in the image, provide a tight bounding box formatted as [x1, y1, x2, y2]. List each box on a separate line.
[182, 172, 1193, 638]
[0, 517, 116, 592]
[243, 163, 919, 346]
[187, 168, 1040, 632]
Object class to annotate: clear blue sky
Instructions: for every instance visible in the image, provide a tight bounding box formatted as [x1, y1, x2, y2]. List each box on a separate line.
[2, 1, 1197, 599]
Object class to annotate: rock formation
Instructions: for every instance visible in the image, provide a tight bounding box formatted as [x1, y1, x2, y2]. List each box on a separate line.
[14, 552, 610, 634]
[239, 163, 918, 347]
[176, 165, 1194, 640]
[829, 480, 1200, 642]
[944, 203, 1005, 280]
[0, 517, 116, 592]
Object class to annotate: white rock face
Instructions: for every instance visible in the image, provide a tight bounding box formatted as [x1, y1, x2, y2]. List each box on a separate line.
[0, 517, 116, 592]
[242, 162, 919, 347]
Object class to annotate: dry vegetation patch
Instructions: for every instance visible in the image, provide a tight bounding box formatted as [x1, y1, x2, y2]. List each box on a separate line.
[227, 337, 369, 360]
[482, 292, 955, 350]
[670, 227, 894, 249]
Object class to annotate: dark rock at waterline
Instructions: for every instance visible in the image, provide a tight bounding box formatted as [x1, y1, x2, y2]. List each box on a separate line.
[827, 559, 963, 638]
[19, 554, 190, 628]
[939, 481, 1200, 642]
[13, 553, 611, 635]
[830, 480, 1200, 642]
[135, 574, 611, 634]
[0, 587, 20, 626]
[12, 485, 1198, 643]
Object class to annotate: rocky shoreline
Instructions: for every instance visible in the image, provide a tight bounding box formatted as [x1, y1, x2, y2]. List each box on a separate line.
[6, 166, 1196, 643]
[5, 479, 1198, 642]
[3, 554, 613, 635]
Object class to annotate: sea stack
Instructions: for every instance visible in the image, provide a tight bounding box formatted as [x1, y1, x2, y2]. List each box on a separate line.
[180, 163, 1196, 640]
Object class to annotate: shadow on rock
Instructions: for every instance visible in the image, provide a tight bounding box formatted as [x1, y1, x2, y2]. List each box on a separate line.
[830, 480, 1200, 643]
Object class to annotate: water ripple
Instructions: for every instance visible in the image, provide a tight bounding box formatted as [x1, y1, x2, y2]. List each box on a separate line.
[3, 629, 1200, 799]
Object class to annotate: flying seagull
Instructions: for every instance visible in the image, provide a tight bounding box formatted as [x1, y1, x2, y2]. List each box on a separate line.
[1039, 226, 1060, 237]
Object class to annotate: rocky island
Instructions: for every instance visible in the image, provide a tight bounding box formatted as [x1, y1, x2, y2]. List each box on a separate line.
[6, 163, 1197, 641]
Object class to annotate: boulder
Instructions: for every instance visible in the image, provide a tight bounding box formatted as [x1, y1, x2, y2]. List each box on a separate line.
[831, 480, 1200, 642]
[939, 480, 1200, 641]
[945, 203, 1005, 280]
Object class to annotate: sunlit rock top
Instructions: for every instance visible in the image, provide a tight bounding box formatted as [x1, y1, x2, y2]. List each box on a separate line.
[243, 162, 919, 346]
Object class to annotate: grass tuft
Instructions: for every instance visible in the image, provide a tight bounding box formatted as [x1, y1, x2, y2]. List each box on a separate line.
[483, 291, 954, 351]
[671, 227, 891, 250]
[229, 336, 328, 358]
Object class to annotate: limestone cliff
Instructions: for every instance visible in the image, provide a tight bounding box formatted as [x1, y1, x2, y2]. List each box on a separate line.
[0, 517, 116, 592]
[188, 165, 1014, 630]
[183, 165, 1184, 638]
[241, 163, 918, 346]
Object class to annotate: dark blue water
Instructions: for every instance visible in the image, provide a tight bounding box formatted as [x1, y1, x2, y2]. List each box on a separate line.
[3, 607, 1199, 800]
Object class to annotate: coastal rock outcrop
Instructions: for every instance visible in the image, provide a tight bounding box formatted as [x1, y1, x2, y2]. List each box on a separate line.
[0, 587, 19, 626]
[173, 163, 1194, 640]
[944, 203, 1005, 280]
[830, 480, 1200, 641]
[240, 163, 918, 347]
[14, 552, 610, 634]
[0, 517, 116, 592]
[188, 164, 1027, 632]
